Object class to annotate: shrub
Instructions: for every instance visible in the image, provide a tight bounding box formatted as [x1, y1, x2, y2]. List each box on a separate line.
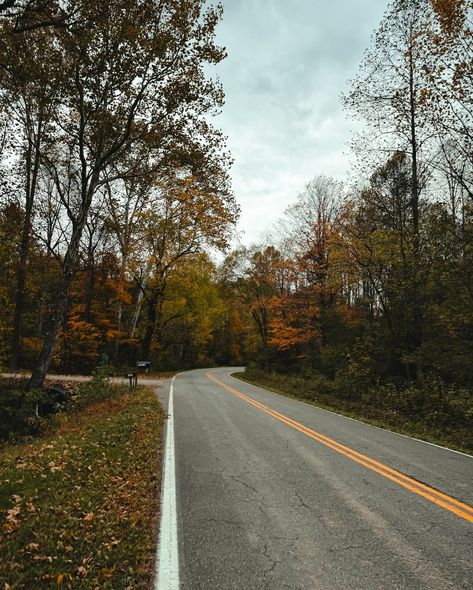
[0, 387, 43, 441]
[75, 354, 115, 408]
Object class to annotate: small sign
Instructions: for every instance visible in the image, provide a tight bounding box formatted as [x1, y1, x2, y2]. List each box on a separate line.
[137, 361, 151, 368]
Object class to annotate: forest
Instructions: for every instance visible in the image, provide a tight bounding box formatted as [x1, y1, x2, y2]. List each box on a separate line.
[0, 1, 472, 445]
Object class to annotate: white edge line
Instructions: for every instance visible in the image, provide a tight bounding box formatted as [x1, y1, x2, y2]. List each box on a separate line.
[155, 375, 180, 590]
[227, 371, 472, 459]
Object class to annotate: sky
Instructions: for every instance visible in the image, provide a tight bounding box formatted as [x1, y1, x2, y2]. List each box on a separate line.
[212, 0, 388, 245]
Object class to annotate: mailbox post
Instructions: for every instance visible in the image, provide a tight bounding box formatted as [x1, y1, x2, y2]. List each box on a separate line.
[125, 371, 137, 389]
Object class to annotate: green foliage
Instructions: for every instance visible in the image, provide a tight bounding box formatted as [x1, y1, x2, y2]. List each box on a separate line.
[0, 383, 43, 441]
[0, 356, 118, 442]
[75, 355, 115, 408]
[240, 369, 473, 453]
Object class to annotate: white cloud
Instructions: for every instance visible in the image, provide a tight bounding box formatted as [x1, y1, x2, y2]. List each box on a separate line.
[212, 0, 388, 244]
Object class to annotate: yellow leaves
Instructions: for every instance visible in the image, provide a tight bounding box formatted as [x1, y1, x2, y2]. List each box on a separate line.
[3, 505, 21, 534]
[104, 537, 122, 551]
[83, 511, 94, 523]
[100, 566, 115, 577]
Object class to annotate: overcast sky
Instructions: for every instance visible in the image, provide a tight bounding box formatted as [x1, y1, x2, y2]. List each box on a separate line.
[212, 0, 388, 245]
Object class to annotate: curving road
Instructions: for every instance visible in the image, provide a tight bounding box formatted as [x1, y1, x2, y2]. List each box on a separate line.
[155, 368, 473, 590]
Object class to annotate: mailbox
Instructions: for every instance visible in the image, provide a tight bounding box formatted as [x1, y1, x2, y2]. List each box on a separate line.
[125, 371, 138, 389]
[136, 360, 151, 374]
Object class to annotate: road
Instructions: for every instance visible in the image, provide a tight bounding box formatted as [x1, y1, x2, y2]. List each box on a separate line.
[155, 368, 473, 590]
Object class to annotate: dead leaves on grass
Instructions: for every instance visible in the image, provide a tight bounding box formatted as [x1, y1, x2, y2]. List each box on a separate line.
[1, 388, 163, 588]
[3, 504, 21, 533]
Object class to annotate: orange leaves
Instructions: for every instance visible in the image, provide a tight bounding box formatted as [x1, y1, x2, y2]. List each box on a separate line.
[431, 0, 469, 36]
[268, 292, 321, 352]
[83, 512, 94, 523]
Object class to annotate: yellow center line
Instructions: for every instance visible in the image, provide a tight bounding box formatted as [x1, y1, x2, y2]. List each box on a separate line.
[206, 372, 473, 524]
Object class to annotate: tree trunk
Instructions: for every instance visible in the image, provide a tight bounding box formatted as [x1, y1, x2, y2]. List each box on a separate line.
[408, 45, 423, 359]
[10, 116, 42, 369]
[84, 261, 95, 322]
[27, 168, 98, 389]
[10, 242, 28, 370]
[141, 294, 158, 360]
[28, 279, 71, 389]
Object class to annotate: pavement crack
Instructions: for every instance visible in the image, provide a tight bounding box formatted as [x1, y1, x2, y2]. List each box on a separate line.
[226, 473, 259, 495]
[294, 490, 311, 511]
[261, 541, 280, 578]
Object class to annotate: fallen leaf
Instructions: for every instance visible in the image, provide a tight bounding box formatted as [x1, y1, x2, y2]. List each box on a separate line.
[3, 506, 21, 533]
[100, 567, 115, 577]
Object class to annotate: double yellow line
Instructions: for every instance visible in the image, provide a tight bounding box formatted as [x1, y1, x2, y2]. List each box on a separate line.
[207, 372, 473, 524]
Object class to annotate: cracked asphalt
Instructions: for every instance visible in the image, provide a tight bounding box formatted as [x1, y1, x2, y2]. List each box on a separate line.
[156, 368, 473, 590]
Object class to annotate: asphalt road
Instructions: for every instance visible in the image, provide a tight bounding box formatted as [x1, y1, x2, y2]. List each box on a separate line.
[155, 368, 473, 590]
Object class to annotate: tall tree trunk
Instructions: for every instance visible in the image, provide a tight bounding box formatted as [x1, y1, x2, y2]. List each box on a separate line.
[10, 116, 42, 369]
[129, 263, 152, 339]
[408, 45, 423, 358]
[129, 288, 144, 339]
[28, 277, 71, 389]
[141, 293, 158, 360]
[27, 170, 98, 390]
[84, 261, 95, 322]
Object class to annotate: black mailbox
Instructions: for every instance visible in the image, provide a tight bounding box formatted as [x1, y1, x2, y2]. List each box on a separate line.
[125, 371, 137, 389]
[136, 360, 151, 374]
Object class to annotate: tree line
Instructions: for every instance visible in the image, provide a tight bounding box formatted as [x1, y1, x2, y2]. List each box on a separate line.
[0, 0, 239, 388]
[0, 0, 472, 422]
[224, 0, 473, 434]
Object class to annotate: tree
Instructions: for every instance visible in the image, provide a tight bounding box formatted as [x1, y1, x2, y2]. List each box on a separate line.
[18, 0, 233, 388]
[423, 0, 473, 200]
[0, 1, 74, 32]
[0, 22, 59, 368]
[134, 171, 237, 361]
[343, 0, 435, 369]
[341, 153, 427, 379]
[158, 253, 226, 369]
[225, 245, 287, 370]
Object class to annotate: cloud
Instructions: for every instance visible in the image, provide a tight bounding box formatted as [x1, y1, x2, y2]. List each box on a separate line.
[212, 0, 387, 244]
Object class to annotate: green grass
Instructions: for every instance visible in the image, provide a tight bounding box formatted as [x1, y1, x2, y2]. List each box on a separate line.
[233, 371, 473, 455]
[0, 385, 164, 589]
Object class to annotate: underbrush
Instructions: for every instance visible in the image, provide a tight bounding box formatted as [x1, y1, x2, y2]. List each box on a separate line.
[0, 385, 164, 589]
[239, 367, 473, 453]
[0, 357, 115, 442]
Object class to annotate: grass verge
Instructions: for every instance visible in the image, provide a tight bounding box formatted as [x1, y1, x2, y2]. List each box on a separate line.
[0, 385, 164, 589]
[233, 371, 472, 455]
